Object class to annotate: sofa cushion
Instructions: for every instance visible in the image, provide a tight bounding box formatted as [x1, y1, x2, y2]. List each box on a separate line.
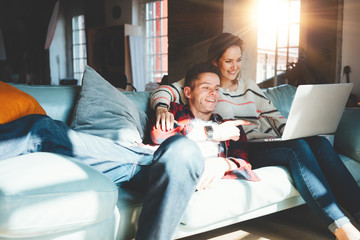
[334, 108, 360, 163]
[0, 152, 118, 238]
[180, 166, 301, 228]
[71, 65, 148, 146]
[262, 84, 297, 118]
[0, 81, 46, 124]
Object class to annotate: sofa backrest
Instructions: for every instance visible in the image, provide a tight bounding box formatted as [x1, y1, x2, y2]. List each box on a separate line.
[13, 84, 81, 124]
[13, 84, 153, 125]
[13, 83, 297, 125]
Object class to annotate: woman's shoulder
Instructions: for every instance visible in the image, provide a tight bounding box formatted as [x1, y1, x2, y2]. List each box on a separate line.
[239, 78, 258, 87]
[172, 78, 185, 89]
[238, 79, 263, 93]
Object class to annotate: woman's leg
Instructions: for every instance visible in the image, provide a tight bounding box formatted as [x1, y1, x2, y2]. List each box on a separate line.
[247, 138, 350, 233]
[304, 137, 360, 223]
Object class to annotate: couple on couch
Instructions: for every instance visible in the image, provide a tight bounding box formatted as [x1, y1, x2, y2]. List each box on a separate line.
[1, 33, 360, 240]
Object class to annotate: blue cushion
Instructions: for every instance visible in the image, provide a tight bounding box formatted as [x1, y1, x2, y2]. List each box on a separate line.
[262, 84, 297, 118]
[334, 109, 360, 163]
[70, 65, 148, 146]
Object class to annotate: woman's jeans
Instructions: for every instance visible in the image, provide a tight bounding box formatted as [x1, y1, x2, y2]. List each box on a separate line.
[247, 136, 360, 233]
[0, 115, 204, 240]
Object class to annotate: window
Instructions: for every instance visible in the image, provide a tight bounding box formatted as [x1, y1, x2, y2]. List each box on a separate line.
[72, 15, 87, 84]
[256, 0, 300, 84]
[145, 0, 168, 83]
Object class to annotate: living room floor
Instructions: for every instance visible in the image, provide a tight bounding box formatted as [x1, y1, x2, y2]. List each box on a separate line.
[178, 205, 334, 240]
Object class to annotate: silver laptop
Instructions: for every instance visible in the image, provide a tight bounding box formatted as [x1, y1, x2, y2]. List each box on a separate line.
[248, 83, 353, 142]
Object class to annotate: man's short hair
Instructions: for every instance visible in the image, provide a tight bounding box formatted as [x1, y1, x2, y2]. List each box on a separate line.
[184, 63, 221, 89]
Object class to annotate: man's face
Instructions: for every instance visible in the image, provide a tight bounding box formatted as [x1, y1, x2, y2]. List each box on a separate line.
[184, 72, 220, 118]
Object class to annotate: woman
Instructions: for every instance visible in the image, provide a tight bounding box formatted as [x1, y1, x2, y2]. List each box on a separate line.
[149, 33, 360, 240]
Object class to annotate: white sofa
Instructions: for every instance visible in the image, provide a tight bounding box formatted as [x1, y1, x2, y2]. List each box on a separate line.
[1, 83, 359, 240]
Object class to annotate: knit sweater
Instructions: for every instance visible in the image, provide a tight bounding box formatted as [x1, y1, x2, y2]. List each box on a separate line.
[150, 78, 287, 139]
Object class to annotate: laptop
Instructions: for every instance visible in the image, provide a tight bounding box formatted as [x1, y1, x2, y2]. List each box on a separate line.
[248, 83, 353, 142]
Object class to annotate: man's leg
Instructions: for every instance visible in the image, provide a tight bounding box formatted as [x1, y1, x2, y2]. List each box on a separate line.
[0, 114, 60, 160]
[135, 135, 204, 240]
[0, 114, 154, 184]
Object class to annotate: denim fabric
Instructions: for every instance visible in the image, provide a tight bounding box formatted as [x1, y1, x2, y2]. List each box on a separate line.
[0, 115, 204, 240]
[247, 136, 360, 232]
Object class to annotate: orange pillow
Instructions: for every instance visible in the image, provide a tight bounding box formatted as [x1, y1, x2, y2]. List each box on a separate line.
[0, 81, 46, 124]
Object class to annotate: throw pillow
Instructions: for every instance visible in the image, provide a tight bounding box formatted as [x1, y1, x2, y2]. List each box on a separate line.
[70, 65, 148, 146]
[0, 81, 46, 124]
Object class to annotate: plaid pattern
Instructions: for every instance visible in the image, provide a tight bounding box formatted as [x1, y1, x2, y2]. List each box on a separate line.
[151, 102, 260, 181]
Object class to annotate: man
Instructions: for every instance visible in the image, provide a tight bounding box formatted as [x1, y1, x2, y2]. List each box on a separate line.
[0, 103, 203, 240]
[151, 63, 259, 190]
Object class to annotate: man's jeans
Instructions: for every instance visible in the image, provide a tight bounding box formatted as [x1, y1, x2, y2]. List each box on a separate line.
[0, 115, 204, 240]
[247, 136, 360, 233]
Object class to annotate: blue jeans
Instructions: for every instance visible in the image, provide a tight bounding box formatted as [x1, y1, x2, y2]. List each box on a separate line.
[0, 115, 204, 240]
[247, 136, 360, 233]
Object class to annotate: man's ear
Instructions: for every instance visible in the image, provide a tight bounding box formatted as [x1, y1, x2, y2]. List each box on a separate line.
[184, 86, 191, 99]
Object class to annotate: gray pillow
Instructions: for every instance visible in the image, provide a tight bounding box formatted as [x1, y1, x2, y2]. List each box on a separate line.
[71, 65, 147, 146]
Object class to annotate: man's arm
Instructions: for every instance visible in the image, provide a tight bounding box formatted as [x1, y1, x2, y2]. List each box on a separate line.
[151, 118, 251, 144]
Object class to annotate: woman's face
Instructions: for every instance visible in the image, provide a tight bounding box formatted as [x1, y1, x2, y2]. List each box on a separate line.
[212, 45, 242, 82]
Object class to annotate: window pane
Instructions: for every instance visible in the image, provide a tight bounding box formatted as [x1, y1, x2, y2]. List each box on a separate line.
[162, 36, 168, 53]
[162, 53, 168, 72]
[289, 24, 300, 46]
[145, 0, 168, 83]
[258, 26, 276, 50]
[278, 25, 289, 48]
[146, 20, 154, 37]
[289, 47, 299, 60]
[162, 0, 168, 18]
[73, 45, 80, 59]
[162, 18, 168, 36]
[289, 1, 300, 23]
[155, 1, 161, 18]
[72, 15, 87, 84]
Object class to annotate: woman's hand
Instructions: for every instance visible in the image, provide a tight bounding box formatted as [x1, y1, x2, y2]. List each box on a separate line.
[156, 106, 175, 131]
[196, 157, 233, 190]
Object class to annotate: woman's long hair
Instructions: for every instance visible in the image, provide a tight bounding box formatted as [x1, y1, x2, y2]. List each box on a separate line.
[207, 33, 245, 82]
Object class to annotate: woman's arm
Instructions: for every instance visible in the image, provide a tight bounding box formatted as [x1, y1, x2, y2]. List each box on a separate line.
[247, 79, 287, 134]
[150, 79, 187, 130]
[149, 79, 187, 110]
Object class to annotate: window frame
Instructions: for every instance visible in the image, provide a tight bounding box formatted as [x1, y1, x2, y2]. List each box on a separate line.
[256, 0, 300, 85]
[145, 0, 168, 83]
[72, 14, 87, 84]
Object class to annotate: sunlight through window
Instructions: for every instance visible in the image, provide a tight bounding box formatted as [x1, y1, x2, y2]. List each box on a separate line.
[256, 0, 300, 84]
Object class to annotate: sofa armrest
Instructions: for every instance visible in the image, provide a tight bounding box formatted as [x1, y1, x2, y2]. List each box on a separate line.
[334, 108, 360, 163]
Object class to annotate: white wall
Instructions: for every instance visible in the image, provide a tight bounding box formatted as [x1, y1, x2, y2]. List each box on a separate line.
[223, 0, 258, 82]
[341, 0, 360, 97]
[49, 11, 67, 85]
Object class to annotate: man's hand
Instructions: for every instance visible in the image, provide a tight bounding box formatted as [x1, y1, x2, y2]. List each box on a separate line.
[212, 120, 252, 141]
[196, 157, 232, 190]
[156, 106, 175, 131]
